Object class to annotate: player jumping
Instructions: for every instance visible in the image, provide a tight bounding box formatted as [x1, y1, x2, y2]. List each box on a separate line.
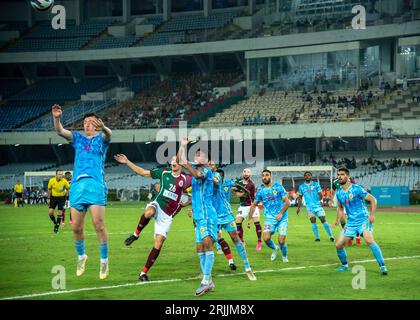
[52, 104, 111, 280]
[178, 137, 217, 296]
[296, 171, 334, 242]
[47, 169, 70, 234]
[333, 167, 388, 275]
[213, 168, 257, 281]
[235, 168, 263, 251]
[248, 169, 290, 262]
[115, 154, 191, 281]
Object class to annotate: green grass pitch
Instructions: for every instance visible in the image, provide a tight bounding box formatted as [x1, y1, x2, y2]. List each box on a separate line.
[0, 202, 419, 300]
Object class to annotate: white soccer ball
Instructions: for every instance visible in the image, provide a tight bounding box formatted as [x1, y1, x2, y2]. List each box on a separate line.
[30, 0, 55, 12]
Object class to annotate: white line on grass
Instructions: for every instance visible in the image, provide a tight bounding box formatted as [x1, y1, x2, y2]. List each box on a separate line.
[2, 255, 419, 300]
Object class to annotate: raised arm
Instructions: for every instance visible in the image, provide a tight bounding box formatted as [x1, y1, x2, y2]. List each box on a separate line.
[92, 117, 112, 142]
[177, 137, 205, 179]
[52, 104, 73, 141]
[114, 154, 151, 177]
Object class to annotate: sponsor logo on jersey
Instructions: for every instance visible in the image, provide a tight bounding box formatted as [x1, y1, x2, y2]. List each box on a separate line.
[179, 180, 184, 187]
[163, 189, 178, 201]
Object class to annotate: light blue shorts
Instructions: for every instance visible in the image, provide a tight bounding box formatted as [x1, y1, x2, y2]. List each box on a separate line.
[217, 219, 237, 233]
[195, 218, 217, 243]
[264, 218, 288, 236]
[342, 219, 373, 238]
[69, 177, 107, 213]
[306, 207, 326, 218]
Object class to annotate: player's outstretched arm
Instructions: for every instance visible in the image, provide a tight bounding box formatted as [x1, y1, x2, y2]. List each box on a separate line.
[52, 104, 73, 141]
[114, 154, 151, 177]
[365, 193, 377, 223]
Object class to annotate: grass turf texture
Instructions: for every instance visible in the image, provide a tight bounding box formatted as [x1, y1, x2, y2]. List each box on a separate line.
[0, 202, 419, 300]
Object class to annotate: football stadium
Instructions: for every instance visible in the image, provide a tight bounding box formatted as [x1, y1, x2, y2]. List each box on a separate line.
[0, 0, 420, 303]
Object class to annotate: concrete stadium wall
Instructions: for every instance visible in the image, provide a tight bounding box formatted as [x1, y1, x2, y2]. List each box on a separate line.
[1, 119, 419, 145]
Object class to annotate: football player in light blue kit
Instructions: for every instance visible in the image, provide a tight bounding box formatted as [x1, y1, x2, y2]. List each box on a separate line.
[213, 169, 256, 281]
[248, 169, 290, 262]
[334, 167, 388, 275]
[52, 104, 111, 280]
[178, 137, 217, 296]
[297, 171, 334, 242]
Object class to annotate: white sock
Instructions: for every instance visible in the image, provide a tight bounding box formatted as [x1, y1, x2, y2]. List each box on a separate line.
[133, 233, 139, 237]
[78, 255, 86, 261]
[101, 258, 108, 264]
[228, 259, 234, 265]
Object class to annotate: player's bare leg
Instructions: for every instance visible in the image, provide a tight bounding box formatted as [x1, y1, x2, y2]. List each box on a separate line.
[139, 234, 166, 281]
[335, 234, 351, 271]
[90, 205, 109, 279]
[362, 230, 387, 275]
[229, 230, 256, 281]
[235, 215, 245, 245]
[263, 231, 279, 261]
[252, 216, 262, 251]
[125, 206, 156, 246]
[278, 235, 288, 262]
[71, 207, 88, 277]
[319, 216, 334, 242]
[217, 231, 236, 270]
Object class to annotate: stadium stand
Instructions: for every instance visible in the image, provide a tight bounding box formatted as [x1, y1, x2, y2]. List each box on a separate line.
[0, 79, 27, 100]
[7, 19, 116, 52]
[98, 72, 244, 129]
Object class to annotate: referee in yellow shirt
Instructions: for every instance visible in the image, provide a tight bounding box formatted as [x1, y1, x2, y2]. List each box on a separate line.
[13, 180, 24, 207]
[48, 170, 70, 234]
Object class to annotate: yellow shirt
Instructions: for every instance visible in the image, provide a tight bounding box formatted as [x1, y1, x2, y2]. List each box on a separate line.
[48, 178, 70, 197]
[14, 184, 23, 193]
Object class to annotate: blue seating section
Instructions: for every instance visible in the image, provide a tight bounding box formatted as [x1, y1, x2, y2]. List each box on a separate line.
[90, 36, 139, 49]
[296, 0, 361, 17]
[7, 19, 115, 52]
[0, 101, 54, 130]
[160, 11, 238, 32]
[23, 100, 104, 131]
[140, 16, 163, 27]
[15, 78, 114, 102]
[0, 79, 27, 99]
[140, 31, 185, 46]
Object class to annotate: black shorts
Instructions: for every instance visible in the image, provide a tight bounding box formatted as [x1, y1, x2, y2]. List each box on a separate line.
[49, 196, 66, 211]
[15, 192, 22, 198]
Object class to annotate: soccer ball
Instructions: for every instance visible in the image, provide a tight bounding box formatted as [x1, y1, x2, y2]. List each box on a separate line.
[30, 0, 55, 12]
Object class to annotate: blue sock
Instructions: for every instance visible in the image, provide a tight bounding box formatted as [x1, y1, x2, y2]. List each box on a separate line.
[202, 251, 215, 284]
[74, 240, 85, 257]
[265, 239, 278, 251]
[369, 242, 385, 267]
[322, 222, 333, 238]
[198, 252, 206, 274]
[100, 242, 108, 262]
[311, 223, 320, 239]
[234, 241, 250, 270]
[280, 243, 287, 257]
[337, 248, 348, 265]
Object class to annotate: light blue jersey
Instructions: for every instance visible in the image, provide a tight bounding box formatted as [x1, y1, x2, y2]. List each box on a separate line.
[298, 181, 322, 211]
[191, 166, 217, 221]
[69, 131, 110, 212]
[255, 183, 288, 222]
[213, 176, 235, 225]
[255, 182, 289, 236]
[336, 184, 369, 228]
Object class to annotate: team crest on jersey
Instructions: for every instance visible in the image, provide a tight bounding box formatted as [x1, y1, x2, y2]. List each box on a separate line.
[224, 187, 228, 191]
[200, 227, 205, 234]
[273, 190, 277, 195]
[349, 194, 354, 199]
[310, 186, 314, 190]
[179, 180, 184, 187]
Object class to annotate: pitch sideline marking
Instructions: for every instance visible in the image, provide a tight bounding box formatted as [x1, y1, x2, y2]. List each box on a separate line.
[1, 255, 419, 300]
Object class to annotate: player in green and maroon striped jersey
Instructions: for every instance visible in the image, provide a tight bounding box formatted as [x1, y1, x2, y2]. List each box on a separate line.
[114, 154, 191, 281]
